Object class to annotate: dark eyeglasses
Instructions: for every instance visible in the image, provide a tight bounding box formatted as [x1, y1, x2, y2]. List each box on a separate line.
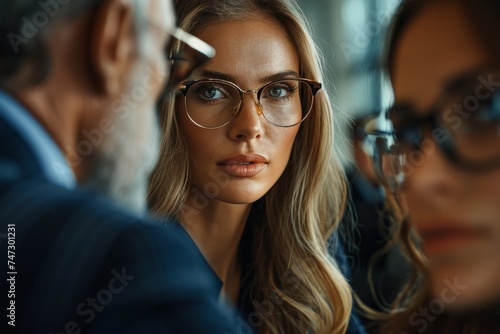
[178, 78, 321, 129]
[363, 69, 500, 190]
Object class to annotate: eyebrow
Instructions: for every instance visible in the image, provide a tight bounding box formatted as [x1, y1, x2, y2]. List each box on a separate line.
[263, 70, 300, 82]
[198, 70, 300, 83]
[392, 65, 493, 110]
[442, 64, 494, 94]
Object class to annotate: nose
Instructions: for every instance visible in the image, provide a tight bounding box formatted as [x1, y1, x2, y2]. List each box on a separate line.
[227, 93, 264, 141]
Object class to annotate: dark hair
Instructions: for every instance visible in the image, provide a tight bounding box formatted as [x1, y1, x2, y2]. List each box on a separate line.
[384, 0, 500, 333]
[0, 1, 101, 85]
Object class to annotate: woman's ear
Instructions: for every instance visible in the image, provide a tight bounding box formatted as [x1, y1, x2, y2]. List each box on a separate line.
[88, 0, 135, 96]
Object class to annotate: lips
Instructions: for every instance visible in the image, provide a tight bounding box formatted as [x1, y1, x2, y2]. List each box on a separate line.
[417, 223, 488, 256]
[217, 154, 269, 177]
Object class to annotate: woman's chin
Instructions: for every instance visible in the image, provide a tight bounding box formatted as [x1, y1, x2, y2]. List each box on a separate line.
[429, 259, 500, 312]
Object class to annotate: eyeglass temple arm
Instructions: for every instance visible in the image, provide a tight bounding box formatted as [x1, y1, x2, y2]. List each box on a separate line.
[169, 27, 216, 60]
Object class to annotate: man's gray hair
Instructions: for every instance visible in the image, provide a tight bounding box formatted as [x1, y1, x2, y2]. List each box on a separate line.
[0, 0, 148, 85]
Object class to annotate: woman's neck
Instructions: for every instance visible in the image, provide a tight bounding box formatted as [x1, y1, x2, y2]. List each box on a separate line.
[180, 190, 252, 304]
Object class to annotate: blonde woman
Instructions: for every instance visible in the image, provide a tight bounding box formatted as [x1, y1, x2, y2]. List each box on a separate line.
[149, 0, 365, 333]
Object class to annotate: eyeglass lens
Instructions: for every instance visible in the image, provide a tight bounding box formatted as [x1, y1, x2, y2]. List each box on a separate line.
[365, 89, 500, 189]
[184, 79, 315, 128]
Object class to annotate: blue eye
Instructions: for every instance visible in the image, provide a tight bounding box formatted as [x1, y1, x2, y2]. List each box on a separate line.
[201, 88, 223, 100]
[268, 87, 287, 98]
[264, 82, 297, 100]
[191, 83, 229, 102]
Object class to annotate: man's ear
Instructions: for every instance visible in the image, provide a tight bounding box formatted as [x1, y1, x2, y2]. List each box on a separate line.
[88, 0, 135, 95]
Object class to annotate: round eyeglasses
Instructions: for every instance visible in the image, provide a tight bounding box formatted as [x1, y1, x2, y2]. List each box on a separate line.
[178, 78, 322, 128]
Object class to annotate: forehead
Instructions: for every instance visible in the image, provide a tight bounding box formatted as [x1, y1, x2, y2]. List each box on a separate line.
[391, 2, 490, 110]
[193, 17, 300, 86]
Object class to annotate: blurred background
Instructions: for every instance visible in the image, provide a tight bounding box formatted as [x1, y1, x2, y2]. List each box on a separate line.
[297, 0, 400, 166]
[296, 4, 411, 330]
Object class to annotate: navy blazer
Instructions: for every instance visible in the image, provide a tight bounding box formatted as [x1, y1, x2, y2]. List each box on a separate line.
[0, 109, 240, 333]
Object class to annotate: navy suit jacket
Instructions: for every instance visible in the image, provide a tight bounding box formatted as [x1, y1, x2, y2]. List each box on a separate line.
[0, 109, 240, 333]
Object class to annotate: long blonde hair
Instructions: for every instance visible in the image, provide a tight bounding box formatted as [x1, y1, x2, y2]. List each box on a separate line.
[148, 0, 352, 333]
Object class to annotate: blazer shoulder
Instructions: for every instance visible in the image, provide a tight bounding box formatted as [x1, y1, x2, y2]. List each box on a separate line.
[2, 179, 230, 333]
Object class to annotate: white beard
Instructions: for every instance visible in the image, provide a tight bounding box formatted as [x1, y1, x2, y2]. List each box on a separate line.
[82, 60, 161, 215]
